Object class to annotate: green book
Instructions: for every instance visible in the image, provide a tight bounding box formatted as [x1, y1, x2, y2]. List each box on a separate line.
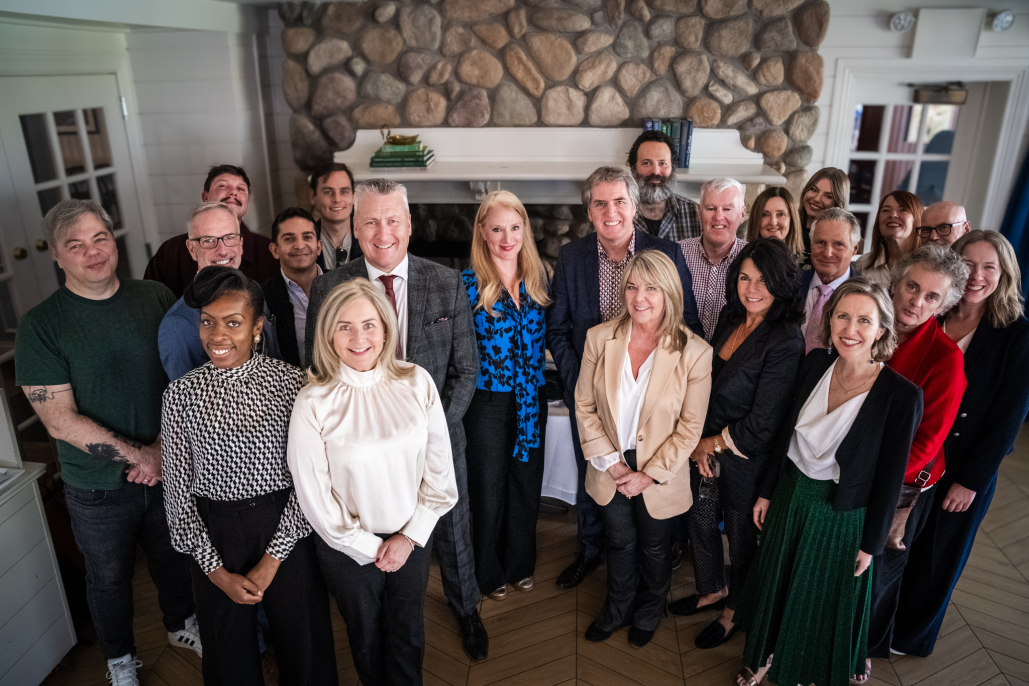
[369, 155, 435, 168]
[376, 144, 429, 158]
[378, 142, 423, 153]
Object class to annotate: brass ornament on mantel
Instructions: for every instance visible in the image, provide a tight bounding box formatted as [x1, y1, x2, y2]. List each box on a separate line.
[380, 125, 418, 146]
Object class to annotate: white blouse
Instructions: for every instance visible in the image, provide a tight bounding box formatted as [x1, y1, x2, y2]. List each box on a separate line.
[287, 361, 458, 565]
[787, 360, 878, 482]
[592, 332, 656, 472]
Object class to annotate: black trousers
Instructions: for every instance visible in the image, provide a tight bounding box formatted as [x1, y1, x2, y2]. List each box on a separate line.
[316, 533, 433, 686]
[868, 483, 938, 658]
[464, 388, 547, 593]
[191, 489, 338, 686]
[892, 473, 997, 656]
[568, 402, 606, 561]
[685, 463, 759, 611]
[595, 452, 671, 632]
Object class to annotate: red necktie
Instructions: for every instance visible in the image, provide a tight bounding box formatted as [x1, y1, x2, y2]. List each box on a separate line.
[378, 274, 404, 359]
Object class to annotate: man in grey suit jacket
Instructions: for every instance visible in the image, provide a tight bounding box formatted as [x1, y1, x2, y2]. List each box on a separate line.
[305, 179, 489, 661]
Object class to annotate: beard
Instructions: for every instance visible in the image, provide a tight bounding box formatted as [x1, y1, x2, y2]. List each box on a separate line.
[635, 169, 677, 205]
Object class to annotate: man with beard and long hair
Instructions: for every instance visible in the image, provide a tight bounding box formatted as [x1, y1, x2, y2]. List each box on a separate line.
[629, 131, 702, 242]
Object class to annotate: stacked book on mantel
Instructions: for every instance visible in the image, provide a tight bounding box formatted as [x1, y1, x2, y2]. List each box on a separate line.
[369, 137, 436, 171]
[642, 117, 694, 169]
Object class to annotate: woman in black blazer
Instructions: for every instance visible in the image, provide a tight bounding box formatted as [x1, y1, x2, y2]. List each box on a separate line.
[669, 239, 805, 651]
[890, 230, 1029, 657]
[733, 278, 923, 686]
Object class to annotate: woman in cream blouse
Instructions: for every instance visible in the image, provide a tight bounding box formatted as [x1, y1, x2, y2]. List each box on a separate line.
[288, 278, 458, 686]
[575, 250, 713, 649]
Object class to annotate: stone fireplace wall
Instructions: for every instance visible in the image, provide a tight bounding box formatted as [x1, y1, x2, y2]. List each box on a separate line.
[279, 0, 829, 196]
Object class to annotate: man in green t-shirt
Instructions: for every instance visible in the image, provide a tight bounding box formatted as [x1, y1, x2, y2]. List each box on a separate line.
[16, 200, 201, 685]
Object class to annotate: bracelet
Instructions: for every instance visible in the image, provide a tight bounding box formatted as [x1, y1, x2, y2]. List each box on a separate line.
[401, 534, 415, 552]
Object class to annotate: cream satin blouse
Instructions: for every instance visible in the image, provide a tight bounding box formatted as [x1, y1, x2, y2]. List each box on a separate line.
[287, 361, 458, 565]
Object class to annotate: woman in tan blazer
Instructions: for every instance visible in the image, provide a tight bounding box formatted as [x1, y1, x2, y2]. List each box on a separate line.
[575, 250, 713, 649]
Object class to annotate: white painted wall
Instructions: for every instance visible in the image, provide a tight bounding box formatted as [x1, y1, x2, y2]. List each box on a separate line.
[814, 0, 1029, 227]
[257, 10, 302, 215]
[127, 27, 275, 241]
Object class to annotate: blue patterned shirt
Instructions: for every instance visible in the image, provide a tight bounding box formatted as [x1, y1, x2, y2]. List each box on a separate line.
[462, 269, 546, 462]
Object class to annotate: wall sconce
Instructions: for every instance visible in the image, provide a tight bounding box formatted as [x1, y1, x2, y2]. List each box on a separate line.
[990, 10, 1015, 32]
[890, 11, 917, 33]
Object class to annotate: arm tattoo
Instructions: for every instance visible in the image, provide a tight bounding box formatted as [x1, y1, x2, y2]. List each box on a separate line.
[86, 443, 129, 462]
[26, 387, 72, 404]
[88, 418, 143, 450]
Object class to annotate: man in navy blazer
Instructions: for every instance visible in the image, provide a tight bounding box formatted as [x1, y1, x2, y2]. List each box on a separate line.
[547, 166, 702, 589]
[797, 208, 862, 351]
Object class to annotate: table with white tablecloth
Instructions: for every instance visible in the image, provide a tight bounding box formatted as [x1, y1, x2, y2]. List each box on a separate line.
[542, 400, 579, 505]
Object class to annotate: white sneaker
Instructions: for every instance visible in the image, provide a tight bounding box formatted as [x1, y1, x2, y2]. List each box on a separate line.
[106, 655, 141, 686]
[890, 647, 907, 656]
[168, 614, 203, 657]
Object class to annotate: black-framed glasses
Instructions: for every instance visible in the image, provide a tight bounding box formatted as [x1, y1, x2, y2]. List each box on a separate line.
[916, 222, 965, 238]
[189, 233, 241, 250]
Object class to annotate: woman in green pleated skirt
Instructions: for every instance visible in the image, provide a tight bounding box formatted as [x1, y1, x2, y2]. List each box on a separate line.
[730, 279, 924, 686]
[734, 463, 871, 686]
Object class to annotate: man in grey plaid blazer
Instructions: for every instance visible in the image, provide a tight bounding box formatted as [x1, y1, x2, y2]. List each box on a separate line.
[305, 179, 488, 661]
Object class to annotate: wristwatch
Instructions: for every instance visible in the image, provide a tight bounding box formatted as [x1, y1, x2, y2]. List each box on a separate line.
[713, 436, 723, 454]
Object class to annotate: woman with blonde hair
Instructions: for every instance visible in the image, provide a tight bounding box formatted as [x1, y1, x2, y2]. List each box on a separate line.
[575, 250, 712, 649]
[733, 278, 922, 686]
[746, 187, 805, 262]
[799, 168, 850, 256]
[857, 190, 924, 288]
[288, 278, 458, 686]
[889, 230, 1029, 658]
[462, 190, 551, 600]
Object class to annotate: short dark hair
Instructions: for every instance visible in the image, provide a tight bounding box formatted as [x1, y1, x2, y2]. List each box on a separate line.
[184, 266, 264, 322]
[308, 161, 354, 193]
[204, 165, 250, 192]
[627, 130, 676, 168]
[722, 238, 805, 327]
[271, 207, 316, 242]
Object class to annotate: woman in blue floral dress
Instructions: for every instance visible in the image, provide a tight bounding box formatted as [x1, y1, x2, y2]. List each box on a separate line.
[462, 190, 551, 600]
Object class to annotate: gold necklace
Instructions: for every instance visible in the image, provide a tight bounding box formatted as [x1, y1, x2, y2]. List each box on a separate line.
[833, 364, 878, 393]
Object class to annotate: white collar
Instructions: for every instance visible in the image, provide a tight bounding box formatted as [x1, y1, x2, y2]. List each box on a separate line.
[365, 254, 410, 284]
[812, 266, 852, 291]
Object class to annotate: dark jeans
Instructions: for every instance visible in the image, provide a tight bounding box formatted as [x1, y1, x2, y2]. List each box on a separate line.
[464, 388, 547, 593]
[568, 403, 605, 561]
[191, 489, 338, 686]
[317, 533, 433, 686]
[595, 452, 671, 632]
[432, 428, 480, 617]
[63, 481, 195, 660]
[685, 463, 759, 611]
[868, 483, 939, 658]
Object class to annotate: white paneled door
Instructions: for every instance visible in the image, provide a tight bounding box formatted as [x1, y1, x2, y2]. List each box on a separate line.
[0, 74, 146, 334]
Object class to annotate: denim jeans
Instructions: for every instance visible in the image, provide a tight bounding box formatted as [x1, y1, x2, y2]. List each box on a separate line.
[64, 481, 195, 659]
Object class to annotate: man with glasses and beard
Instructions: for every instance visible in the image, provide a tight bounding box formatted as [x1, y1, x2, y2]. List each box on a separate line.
[629, 131, 702, 242]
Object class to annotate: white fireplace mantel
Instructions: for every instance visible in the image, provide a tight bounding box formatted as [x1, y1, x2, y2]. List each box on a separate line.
[334, 127, 785, 205]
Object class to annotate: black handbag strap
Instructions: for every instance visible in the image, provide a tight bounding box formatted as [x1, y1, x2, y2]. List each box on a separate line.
[912, 457, 936, 488]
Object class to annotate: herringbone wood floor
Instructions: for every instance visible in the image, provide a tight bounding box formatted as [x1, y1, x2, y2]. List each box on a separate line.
[42, 424, 1029, 686]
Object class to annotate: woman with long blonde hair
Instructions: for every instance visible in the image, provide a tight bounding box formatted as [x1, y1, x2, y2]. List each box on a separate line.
[856, 190, 924, 288]
[462, 190, 552, 600]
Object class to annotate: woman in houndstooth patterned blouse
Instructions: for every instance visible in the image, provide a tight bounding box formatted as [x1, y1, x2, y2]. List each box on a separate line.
[161, 266, 337, 686]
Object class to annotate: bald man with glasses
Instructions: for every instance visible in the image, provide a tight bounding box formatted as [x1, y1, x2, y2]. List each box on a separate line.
[917, 201, 970, 247]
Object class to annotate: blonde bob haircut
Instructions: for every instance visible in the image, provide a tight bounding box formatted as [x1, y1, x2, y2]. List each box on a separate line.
[951, 230, 1025, 328]
[470, 190, 551, 317]
[818, 277, 898, 362]
[614, 250, 691, 353]
[799, 167, 850, 228]
[309, 278, 415, 386]
[747, 186, 805, 260]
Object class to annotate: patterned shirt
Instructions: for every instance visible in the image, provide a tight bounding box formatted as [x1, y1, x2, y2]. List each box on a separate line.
[680, 236, 747, 341]
[633, 192, 703, 242]
[462, 270, 546, 462]
[598, 232, 637, 322]
[161, 354, 312, 574]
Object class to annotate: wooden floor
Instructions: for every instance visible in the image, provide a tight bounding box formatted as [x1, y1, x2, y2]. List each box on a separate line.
[42, 423, 1029, 686]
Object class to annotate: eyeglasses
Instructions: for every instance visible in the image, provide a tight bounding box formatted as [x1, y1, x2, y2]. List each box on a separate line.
[916, 222, 965, 238]
[189, 233, 241, 250]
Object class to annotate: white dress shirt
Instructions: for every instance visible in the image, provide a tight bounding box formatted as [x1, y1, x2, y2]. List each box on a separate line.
[365, 255, 409, 359]
[282, 266, 321, 368]
[804, 268, 853, 333]
[592, 330, 657, 472]
[787, 359, 878, 482]
[287, 361, 458, 565]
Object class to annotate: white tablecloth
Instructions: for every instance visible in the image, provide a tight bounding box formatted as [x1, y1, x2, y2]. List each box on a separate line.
[542, 401, 579, 505]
